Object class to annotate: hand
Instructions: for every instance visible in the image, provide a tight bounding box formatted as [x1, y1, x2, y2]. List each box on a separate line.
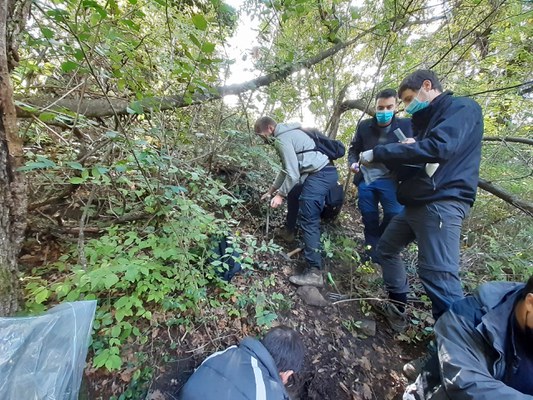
[401, 138, 416, 144]
[350, 162, 360, 173]
[270, 194, 285, 208]
[261, 191, 272, 201]
[359, 150, 374, 165]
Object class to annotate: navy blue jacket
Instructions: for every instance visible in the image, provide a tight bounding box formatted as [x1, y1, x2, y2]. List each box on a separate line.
[347, 116, 413, 185]
[179, 338, 289, 400]
[405, 282, 532, 399]
[373, 92, 483, 206]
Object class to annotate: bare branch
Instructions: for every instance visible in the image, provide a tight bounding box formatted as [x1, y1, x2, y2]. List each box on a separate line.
[482, 136, 533, 146]
[478, 178, 533, 217]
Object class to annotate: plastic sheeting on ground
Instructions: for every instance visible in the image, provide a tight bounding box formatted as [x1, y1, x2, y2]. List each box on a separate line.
[0, 301, 97, 400]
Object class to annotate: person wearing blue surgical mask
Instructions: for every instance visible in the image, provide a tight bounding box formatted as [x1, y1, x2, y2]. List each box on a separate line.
[402, 82, 438, 115]
[359, 70, 484, 381]
[347, 89, 413, 262]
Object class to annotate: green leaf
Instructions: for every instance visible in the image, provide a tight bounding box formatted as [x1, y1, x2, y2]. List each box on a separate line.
[35, 288, 49, 304]
[105, 354, 122, 371]
[126, 101, 144, 115]
[105, 130, 118, 139]
[66, 161, 84, 170]
[61, 61, 79, 72]
[111, 324, 122, 338]
[192, 14, 208, 30]
[41, 27, 54, 39]
[201, 42, 215, 53]
[69, 177, 85, 184]
[105, 273, 119, 289]
[189, 33, 202, 48]
[38, 112, 56, 122]
[93, 351, 109, 368]
[74, 49, 85, 61]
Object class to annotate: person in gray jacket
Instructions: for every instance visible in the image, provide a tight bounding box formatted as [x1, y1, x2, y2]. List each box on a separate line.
[404, 275, 533, 399]
[179, 326, 305, 400]
[255, 116, 339, 287]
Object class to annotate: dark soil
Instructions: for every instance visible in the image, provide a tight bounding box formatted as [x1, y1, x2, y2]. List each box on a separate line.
[143, 199, 427, 400]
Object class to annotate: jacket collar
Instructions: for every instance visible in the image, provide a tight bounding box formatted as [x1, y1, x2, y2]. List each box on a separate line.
[476, 282, 525, 354]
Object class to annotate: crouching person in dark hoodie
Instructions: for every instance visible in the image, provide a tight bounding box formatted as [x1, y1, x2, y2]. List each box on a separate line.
[404, 275, 533, 399]
[179, 326, 305, 400]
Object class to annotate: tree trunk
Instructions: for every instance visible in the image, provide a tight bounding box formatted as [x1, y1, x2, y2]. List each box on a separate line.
[0, 0, 27, 316]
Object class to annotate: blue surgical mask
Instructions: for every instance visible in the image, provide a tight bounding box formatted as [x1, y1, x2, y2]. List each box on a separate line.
[405, 90, 430, 115]
[375, 110, 394, 124]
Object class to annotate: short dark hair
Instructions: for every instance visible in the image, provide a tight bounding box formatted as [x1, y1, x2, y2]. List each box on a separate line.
[254, 116, 277, 134]
[376, 88, 397, 100]
[521, 275, 533, 299]
[261, 325, 305, 373]
[398, 69, 443, 98]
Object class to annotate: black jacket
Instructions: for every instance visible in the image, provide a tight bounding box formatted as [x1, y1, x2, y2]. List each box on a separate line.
[347, 116, 413, 185]
[373, 92, 483, 206]
[179, 338, 289, 400]
[347, 115, 414, 165]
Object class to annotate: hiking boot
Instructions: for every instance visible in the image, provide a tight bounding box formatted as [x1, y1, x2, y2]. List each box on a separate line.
[403, 352, 434, 381]
[274, 227, 296, 243]
[373, 301, 408, 332]
[403, 341, 437, 381]
[289, 268, 324, 287]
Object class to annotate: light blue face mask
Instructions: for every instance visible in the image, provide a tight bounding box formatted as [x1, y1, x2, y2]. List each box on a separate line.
[375, 110, 394, 124]
[405, 90, 430, 115]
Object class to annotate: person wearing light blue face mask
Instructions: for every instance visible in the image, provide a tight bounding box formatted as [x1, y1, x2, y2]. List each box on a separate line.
[404, 89, 431, 115]
[347, 89, 413, 262]
[359, 71, 484, 366]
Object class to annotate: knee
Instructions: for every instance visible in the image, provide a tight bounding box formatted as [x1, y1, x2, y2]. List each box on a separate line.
[299, 199, 321, 222]
[376, 239, 397, 260]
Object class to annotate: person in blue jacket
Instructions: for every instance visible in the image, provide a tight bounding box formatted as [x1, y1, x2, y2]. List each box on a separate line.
[359, 70, 484, 331]
[347, 88, 413, 261]
[404, 275, 533, 399]
[179, 326, 305, 400]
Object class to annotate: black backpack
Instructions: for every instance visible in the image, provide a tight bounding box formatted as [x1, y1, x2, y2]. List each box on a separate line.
[321, 182, 344, 222]
[296, 127, 346, 161]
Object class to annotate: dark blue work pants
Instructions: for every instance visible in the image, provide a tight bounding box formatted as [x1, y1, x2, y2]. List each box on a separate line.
[357, 178, 403, 259]
[376, 200, 470, 319]
[299, 166, 338, 269]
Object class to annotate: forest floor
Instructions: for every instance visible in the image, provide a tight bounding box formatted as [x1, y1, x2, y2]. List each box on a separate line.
[138, 200, 432, 400]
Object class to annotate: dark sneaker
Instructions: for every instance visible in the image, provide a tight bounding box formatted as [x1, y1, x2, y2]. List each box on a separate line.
[373, 301, 408, 332]
[289, 269, 324, 287]
[274, 227, 296, 243]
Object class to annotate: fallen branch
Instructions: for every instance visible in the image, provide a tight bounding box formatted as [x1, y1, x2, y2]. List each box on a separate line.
[16, 27, 379, 119]
[478, 178, 533, 217]
[482, 136, 533, 146]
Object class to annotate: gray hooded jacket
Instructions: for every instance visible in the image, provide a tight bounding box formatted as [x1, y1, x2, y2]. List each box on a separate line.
[179, 337, 290, 400]
[271, 122, 330, 197]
